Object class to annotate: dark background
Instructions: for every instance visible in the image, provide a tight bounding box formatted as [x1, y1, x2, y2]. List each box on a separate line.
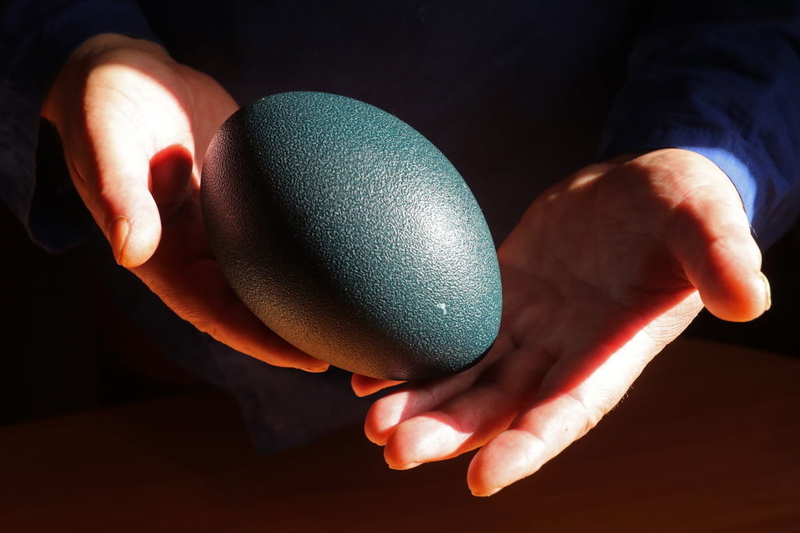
[1, 189, 798, 427]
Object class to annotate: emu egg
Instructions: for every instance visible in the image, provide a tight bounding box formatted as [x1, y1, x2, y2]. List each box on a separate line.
[201, 91, 501, 380]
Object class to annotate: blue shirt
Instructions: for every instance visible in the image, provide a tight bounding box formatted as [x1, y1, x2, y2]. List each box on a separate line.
[3, 0, 800, 451]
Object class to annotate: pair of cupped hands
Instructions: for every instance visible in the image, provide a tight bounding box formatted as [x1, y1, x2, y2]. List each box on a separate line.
[43, 35, 770, 496]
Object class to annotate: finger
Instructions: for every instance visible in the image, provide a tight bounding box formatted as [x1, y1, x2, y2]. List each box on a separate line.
[351, 374, 405, 397]
[377, 343, 552, 466]
[466, 395, 583, 497]
[381, 382, 520, 470]
[364, 379, 471, 446]
[203, 291, 331, 372]
[149, 144, 195, 218]
[78, 59, 203, 268]
[664, 154, 769, 322]
[96, 140, 165, 268]
[466, 327, 658, 497]
[131, 208, 329, 372]
[65, 116, 163, 268]
[363, 335, 517, 445]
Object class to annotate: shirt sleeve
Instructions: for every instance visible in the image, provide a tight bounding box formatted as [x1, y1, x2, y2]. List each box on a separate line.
[0, 0, 159, 251]
[599, 1, 800, 249]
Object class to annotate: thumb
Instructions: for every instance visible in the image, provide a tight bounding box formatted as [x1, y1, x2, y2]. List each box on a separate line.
[65, 116, 164, 268]
[41, 35, 181, 268]
[665, 154, 770, 322]
[43, 35, 200, 269]
[95, 133, 164, 268]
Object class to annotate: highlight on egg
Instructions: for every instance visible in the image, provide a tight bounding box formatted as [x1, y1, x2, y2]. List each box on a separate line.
[201, 91, 501, 380]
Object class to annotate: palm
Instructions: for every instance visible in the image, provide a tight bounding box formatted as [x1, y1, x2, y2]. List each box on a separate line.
[498, 156, 704, 388]
[362, 150, 768, 496]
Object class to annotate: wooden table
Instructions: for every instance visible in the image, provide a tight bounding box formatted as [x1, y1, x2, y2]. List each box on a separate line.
[1, 338, 798, 532]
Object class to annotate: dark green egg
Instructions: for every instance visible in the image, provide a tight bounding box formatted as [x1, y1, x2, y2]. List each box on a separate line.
[201, 91, 501, 380]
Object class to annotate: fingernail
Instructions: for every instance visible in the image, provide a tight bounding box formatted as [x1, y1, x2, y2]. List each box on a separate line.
[471, 487, 501, 498]
[758, 271, 772, 312]
[388, 461, 421, 470]
[296, 360, 329, 373]
[108, 216, 130, 265]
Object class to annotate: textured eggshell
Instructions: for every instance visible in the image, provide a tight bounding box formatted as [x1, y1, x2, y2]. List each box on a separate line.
[201, 91, 501, 380]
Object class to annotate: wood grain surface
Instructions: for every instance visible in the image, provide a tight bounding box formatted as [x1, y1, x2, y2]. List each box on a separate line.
[1, 338, 798, 533]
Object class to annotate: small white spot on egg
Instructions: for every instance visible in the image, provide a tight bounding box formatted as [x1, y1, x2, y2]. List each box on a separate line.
[436, 303, 448, 315]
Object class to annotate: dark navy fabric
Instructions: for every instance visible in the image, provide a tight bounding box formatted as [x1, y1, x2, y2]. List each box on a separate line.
[2, 0, 799, 451]
[599, 1, 800, 247]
